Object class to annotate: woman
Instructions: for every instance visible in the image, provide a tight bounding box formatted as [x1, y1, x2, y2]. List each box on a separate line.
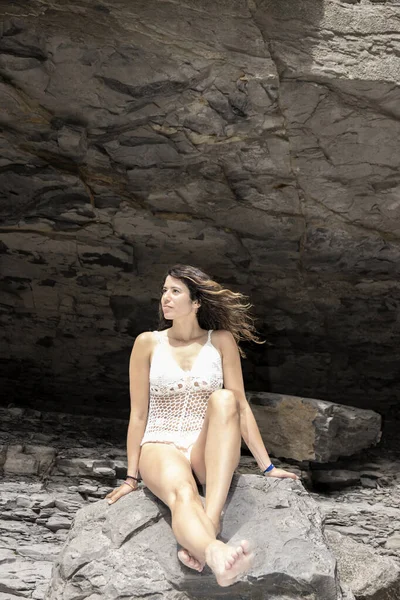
[106, 264, 298, 587]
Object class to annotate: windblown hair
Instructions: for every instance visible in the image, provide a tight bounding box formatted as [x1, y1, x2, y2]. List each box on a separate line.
[157, 264, 265, 358]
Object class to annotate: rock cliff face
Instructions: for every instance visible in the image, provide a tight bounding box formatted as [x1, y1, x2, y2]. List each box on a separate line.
[1, 0, 400, 416]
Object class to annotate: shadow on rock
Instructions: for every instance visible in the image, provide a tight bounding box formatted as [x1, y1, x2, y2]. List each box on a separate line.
[45, 474, 346, 600]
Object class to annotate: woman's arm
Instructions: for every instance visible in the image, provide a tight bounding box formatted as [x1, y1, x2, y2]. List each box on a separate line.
[217, 330, 298, 479]
[106, 332, 153, 504]
[126, 331, 153, 478]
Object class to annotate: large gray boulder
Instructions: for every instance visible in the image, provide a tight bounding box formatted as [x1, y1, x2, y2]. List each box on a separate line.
[45, 475, 345, 600]
[247, 392, 382, 462]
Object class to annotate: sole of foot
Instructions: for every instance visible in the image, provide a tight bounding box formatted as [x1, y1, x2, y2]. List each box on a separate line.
[178, 515, 221, 572]
[205, 539, 253, 587]
[178, 548, 204, 572]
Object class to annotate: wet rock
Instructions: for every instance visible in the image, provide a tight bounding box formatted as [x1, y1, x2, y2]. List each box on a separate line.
[247, 392, 382, 462]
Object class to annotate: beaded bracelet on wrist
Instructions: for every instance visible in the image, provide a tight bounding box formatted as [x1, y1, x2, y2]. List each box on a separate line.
[123, 480, 136, 490]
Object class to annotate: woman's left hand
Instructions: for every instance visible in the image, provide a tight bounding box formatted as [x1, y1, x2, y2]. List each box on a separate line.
[264, 467, 299, 480]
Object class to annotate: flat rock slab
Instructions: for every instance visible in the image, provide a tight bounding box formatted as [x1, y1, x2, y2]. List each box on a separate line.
[45, 474, 344, 600]
[247, 392, 382, 462]
[326, 529, 400, 600]
[0, 558, 52, 599]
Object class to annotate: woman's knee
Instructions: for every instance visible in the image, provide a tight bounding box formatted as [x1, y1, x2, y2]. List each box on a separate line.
[169, 480, 198, 509]
[208, 389, 240, 420]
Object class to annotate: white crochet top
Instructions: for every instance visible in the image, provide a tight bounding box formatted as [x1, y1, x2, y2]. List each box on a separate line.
[141, 329, 224, 449]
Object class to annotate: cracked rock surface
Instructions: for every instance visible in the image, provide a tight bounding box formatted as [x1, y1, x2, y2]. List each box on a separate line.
[1, 406, 400, 599]
[247, 391, 382, 462]
[1, 1, 400, 415]
[45, 475, 344, 600]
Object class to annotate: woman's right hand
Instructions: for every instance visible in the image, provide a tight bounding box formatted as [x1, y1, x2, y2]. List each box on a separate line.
[106, 480, 138, 505]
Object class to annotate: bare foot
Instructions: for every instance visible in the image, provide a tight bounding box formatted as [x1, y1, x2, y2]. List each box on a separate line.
[265, 467, 299, 480]
[205, 539, 253, 587]
[177, 548, 204, 572]
[177, 514, 221, 572]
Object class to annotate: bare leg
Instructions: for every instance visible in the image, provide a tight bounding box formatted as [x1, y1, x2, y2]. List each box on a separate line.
[177, 389, 247, 574]
[139, 443, 252, 585]
[191, 389, 241, 533]
[177, 494, 207, 571]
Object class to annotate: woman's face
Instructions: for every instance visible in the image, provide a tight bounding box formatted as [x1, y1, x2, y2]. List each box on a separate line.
[161, 275, 198, 320]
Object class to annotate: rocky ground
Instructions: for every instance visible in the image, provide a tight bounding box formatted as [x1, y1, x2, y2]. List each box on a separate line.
[1, 406, 400, 598]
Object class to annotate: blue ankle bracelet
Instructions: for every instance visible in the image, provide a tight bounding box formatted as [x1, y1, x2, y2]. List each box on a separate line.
[263, 463, 275, 474]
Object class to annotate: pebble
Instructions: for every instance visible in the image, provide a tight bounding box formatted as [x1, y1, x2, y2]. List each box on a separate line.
[44, 515, 72, 532]
[16, 497, 35, 509]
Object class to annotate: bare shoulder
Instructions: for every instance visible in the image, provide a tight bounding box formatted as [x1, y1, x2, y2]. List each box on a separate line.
[134, 331, 155, 346]
[212, 329, 235, 343]
[130, 331, 156, 360]
[212, 330, 238, 357]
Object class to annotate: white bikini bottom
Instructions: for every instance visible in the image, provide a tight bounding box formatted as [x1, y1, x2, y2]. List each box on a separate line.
[170, 442, 194, 463]
[142, 441, 194, 463]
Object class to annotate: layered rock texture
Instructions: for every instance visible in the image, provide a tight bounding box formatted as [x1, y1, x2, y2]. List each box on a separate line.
[46, 475, 345, 600]
[247, 392, 382, 462]
[1, 0, 400, 416]
[326, 530, 400, 600]
[0, 392, 382, 479]
[1, 406, 400, 600]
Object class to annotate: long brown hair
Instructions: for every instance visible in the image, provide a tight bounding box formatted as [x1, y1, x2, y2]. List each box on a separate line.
[157, 264, 264, 357]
